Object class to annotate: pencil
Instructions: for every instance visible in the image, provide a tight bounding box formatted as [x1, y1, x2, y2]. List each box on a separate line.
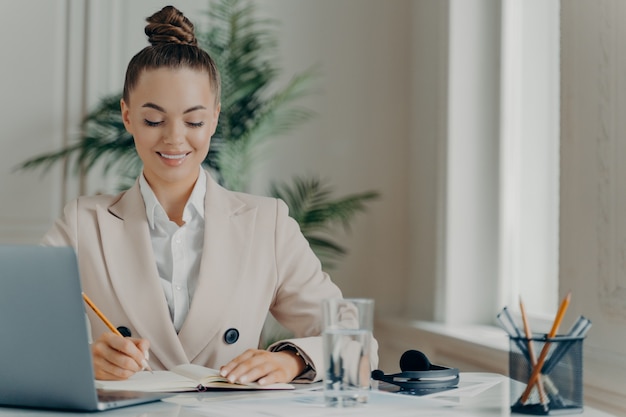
[519, 297, 548, 408]
[519, 291, 571, 404]
[82, 292, 153, 373]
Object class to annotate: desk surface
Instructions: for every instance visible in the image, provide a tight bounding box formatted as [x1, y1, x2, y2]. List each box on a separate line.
[0, 373, 615, 417]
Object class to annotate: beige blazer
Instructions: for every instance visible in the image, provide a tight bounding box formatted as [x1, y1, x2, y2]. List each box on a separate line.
[41, 171, 358, 378]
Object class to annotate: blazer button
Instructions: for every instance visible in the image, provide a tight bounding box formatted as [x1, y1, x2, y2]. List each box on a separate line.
[224, 328, 239, 344]
[117, 326, 132, 337]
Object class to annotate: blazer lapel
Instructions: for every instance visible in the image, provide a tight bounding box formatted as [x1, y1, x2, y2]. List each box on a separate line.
[178, 172, 257, 361]
[99, 181, 188, 368]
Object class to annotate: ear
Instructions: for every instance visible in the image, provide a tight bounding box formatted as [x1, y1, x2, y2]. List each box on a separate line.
[209, 102, 221, 136]
[120, 98, 133, 133]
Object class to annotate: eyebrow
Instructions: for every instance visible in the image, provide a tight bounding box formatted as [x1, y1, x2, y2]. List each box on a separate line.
[141, 103, 207, 114]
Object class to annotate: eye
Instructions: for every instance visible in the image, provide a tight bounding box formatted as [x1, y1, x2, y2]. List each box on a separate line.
[143, 119, 163, 127]
[186, 121, 205, 128]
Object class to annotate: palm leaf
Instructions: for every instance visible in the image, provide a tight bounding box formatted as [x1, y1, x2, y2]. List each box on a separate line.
[199, 0, 317, 190]
[270, 177, 379, 269]
[200, 0, 279, 141]
[16, 93, 137, 180]
[215, 69, 317, 190]
[17, 142, 82, 174]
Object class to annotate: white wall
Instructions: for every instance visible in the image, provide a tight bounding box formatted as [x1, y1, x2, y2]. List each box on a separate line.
[0, 0, 68, 243]
[250, 0, 412, 316]
[406, 0, 449, 322]
[560, 1, 626, 412]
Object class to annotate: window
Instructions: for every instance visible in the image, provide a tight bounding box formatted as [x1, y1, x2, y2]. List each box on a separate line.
[439, 0, 559, 327]
[498, 0, 560, 324]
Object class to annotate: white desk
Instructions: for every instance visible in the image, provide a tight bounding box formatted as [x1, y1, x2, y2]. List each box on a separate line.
[0, 373, 615, 417]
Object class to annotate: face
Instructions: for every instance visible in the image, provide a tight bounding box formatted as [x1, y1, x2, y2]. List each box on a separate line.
[121, 67, 220, 193]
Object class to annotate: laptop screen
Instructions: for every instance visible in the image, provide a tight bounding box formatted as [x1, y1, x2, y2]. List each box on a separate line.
[0, 245, 168, 411]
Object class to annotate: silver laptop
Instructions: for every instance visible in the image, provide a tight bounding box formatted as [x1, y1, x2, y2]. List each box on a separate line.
[0, 245, 170, 411]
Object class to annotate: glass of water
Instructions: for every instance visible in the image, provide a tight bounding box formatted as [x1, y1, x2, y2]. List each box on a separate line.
[322, 298, 374, 407]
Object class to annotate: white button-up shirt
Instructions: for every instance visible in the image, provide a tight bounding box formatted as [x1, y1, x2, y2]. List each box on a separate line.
[139, 171, 206, 333]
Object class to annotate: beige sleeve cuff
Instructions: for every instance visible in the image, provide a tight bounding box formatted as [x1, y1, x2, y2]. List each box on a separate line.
[269, 341, 318, 382]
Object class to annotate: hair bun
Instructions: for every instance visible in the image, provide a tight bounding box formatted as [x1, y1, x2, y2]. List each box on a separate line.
[145, 5, 197, 47]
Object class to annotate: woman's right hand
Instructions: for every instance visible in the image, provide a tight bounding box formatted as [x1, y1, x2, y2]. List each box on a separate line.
[90, 332, 150, 380]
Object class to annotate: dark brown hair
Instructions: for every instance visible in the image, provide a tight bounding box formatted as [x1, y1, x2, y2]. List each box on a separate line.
[123, 5, 221, 105]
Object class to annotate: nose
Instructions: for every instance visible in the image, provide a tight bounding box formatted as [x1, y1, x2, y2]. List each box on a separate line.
[163, 121, 185, 145]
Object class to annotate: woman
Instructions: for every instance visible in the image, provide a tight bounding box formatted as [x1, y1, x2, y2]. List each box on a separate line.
[42, 5, 376, 385]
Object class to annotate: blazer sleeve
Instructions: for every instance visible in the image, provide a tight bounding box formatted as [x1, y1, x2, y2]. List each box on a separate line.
[40, 198, 93, 341]
[40, 199, 79, 248]
[267, 198, 379, 381]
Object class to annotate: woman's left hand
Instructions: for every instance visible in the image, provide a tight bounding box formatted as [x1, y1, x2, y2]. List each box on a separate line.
[219, 348, 305, 385]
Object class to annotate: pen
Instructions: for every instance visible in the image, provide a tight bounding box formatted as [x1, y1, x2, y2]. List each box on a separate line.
[81, 292, 153, 373]
[542, 316, 591, 375]
[537, 316, 590, 409]
[497, 307, 528, 355]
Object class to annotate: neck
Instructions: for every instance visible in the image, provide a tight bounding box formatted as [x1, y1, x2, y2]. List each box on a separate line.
[145, 171, 200, 226]
[157, 186, 191, 226]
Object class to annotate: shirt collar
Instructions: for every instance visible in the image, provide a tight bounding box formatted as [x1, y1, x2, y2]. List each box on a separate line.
[139, 170, 206, 229]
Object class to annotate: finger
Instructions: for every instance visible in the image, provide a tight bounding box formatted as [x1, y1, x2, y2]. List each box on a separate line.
[107, 335, 147, 368]
[132, 338, 151, 369]
[240, 361, 278, 384]
[258, 369, 286, 386]
[91, 334, 144, 380]
[134, 338, 150, 356]
[92, 355, 136, 380]
[219, 349, 257, 378]
[233, 357, 274, 384]
[91, 344, 139, 380]
[256, 351, 301, 385]
[93, 338, 141, 371]
[224, 351, 287, 384]
[220, 350, 267, 383]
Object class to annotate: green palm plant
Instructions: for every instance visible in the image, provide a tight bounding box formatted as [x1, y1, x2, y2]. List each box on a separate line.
[18, 94, 137, 187]
[270, 177, 378, 269]
[18, 0, 378, 269]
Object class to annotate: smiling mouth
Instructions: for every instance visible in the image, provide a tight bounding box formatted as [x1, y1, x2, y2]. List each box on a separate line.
[157, 152, 190, 160]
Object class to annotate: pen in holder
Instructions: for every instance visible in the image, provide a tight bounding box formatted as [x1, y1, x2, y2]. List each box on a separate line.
[509, 334, 585, 415]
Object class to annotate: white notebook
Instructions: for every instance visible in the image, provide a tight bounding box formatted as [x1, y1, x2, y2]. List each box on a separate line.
[96, 364, 294, 392]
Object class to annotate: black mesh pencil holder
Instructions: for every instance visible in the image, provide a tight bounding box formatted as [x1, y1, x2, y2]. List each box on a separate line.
[509, 335, 584, 415]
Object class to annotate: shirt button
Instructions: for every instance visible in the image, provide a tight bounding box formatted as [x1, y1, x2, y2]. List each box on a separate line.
[176, 286, 182, 290]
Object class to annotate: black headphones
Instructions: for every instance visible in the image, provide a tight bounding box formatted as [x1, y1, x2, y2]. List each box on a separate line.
[371, 350, 459, 393]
